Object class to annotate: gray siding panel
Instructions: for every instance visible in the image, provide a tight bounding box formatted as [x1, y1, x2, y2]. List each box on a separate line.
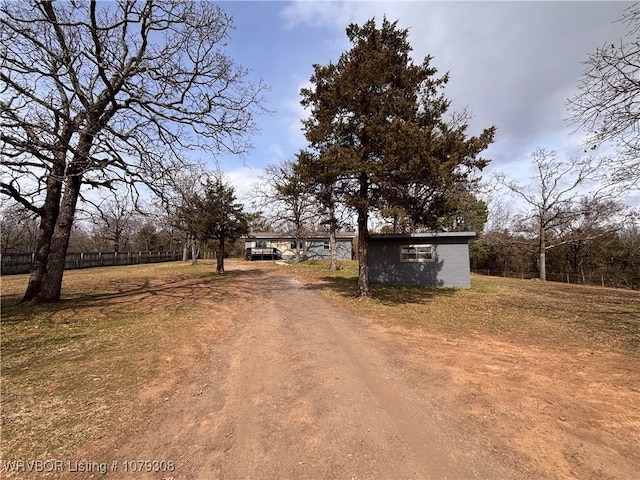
[306, 241, 328, 259]
[368, 238, 471, 288]
[306, 240, 352, 260]
[244, 233, 355, 261]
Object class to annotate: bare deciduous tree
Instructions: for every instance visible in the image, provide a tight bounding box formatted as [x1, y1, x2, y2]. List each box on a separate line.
[568, 3, 640, 186]
[254, 158, 316, 262]
[85, 191, 136, 252]
[0, 203, 40, 253]
[0, 1, 266, 302]
[159, 165, 209, 262]
[555, 196, 630, 282]
[296, 149, 352, 271]
[495, 148, 618, 281]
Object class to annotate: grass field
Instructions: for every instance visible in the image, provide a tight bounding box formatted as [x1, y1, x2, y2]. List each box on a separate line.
[2, 259, 638, 466]
[285, 259, 640, 351]
[1, 262, 238, 464]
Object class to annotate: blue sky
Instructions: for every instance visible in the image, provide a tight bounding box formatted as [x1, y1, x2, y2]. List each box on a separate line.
[209, 1, 635, 208]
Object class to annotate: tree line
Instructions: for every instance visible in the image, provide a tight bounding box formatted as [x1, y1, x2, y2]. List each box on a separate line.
[0, 178, 251, 263]
[1, 1, 638, 301]
[471, 226, 640, 289]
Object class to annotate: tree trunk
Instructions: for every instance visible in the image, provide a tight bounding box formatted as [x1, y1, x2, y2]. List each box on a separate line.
[571, 243, 579, 277]
[34, 175, 82, 302]
[294, 232, 301, 262]
[113, 229, 122, 252]
[191, 240, 200, 265]
[182, 235, 189, 262]
[539, 234, 546, 281]
[22, 121, 73, 302]
[22, 165, 65, 302]
[329, 203, 338, 271]
[23, 185, 60, 301]
[217, 237, 225, 273]
[357, 208, 371, 297]
[329, 228, 338, 271]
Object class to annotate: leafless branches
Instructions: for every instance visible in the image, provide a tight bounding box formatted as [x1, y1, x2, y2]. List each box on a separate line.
[494, 148, 627, 280]
[254, 160, 317, 234]
[1, 0, 266, 211]
[0, 0, 266, 301]
[567, 3, 639, 186]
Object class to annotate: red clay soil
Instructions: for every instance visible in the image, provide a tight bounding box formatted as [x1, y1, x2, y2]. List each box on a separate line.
[84, 261, 640, 479]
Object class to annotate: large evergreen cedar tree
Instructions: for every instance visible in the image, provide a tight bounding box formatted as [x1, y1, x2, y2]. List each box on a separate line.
[178, 177, 248, 274]
[300, 18, 495, 296]
[0, 1, 265, 302]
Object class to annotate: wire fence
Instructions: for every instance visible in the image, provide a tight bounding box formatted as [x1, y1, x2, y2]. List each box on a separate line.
[1, 251, 187, 276]
[472, 269, 640, 290]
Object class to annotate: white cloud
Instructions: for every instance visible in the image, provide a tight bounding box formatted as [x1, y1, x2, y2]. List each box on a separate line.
[277, 0, 632, 177]
[224, 165, 264, 208]
[267, 143, 287, 163]
[281, 1, 365, 31]
[222, 1, 637, 216]
[283, 77, 312, 149]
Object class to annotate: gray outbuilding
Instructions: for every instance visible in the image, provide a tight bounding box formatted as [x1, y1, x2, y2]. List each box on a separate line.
[368, 232, 476, 288]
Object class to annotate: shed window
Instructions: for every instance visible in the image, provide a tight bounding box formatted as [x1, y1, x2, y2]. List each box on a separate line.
[323, 241, 330, 250]
[291, 240, 303, 249]
[400, 244, 434, 262]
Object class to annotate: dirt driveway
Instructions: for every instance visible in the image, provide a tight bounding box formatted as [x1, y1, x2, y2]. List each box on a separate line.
[97, 261, 638, 479]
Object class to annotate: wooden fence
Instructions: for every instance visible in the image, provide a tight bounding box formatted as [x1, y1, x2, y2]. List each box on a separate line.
[1, 251, 184, 275]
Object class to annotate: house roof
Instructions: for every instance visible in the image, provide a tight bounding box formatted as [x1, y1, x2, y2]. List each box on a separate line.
[369, 231, 476, 240]
[245, 232, 357, 240]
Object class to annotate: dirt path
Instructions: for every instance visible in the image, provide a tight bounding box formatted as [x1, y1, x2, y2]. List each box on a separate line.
[101, 262, 638, 479]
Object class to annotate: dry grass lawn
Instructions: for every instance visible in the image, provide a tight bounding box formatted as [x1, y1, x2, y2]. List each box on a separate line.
[1, 262, 239, 464]
[282, 260, 640, 478]
[1, 259, 638, 478]
[286, 260, 639, 352]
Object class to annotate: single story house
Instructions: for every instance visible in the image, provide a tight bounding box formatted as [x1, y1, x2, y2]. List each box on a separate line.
[244, 232, 355, 261]
[368, 232, 476, 288]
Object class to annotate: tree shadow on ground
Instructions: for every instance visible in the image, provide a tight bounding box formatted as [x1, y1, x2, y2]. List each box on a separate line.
[1, 266, 269, 325]
[308, 275, 458, 306]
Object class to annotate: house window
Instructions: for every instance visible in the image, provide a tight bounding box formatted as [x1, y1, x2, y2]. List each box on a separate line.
[400, 244, 434, 262]
[290, 240, 302, 249]
[256, 240, 268, 248]
[323, 241, 330, 250]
